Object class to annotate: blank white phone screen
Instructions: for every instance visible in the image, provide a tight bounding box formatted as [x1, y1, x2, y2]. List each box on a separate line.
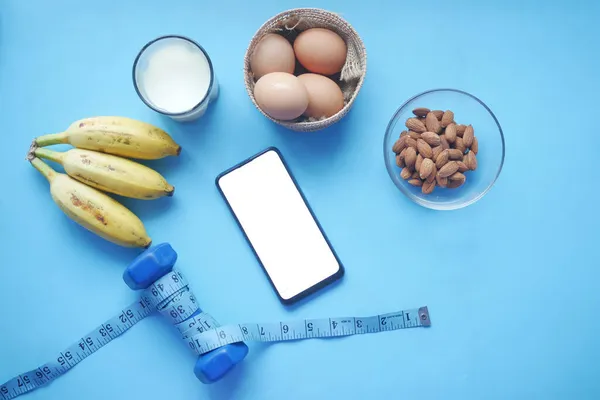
[218, 150, 341, 301]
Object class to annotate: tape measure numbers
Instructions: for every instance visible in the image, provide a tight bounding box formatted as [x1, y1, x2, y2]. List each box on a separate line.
[184, 308, 430, 355]
[0, 270, 431, 400]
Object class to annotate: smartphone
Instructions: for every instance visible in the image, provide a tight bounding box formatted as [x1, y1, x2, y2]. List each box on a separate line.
[216, 147, 344, 304]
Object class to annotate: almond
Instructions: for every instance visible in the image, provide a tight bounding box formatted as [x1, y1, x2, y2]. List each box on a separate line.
[448, 149, 464, 160]
[392, 136, 406, 153]
[465, 151, 478, 170]
[427, 164, 437, 183]
[432, 145, 443, 160]
[455, 136, 466, 153]
[417, 139, 433, 158]
[436, 173, 448, 187]
[422, 179, 436, 194]
[415, 153, 423, 173]
[440, 135, 450, 150]
[441, 110, 454, 128]
[408, 179, 423, 187]
[435, 149, 449, 168]
[438, 161, 459, 178]
[425, 112, 442, 133]
[400, 130, 408, 138]
[400, 167, 412, 180]
[449, 172, 466, 182]
[412, 171, 420, 179]
[445, 123, 457, 143]
[471, 137, 478, 154]
[446, 178, 465, 189]
[419, 158, 434, 180]
[432, 110, 444, 120]
[408, 130, 421, 140]
[396, 153, 405, 168]
[405, 137, 418, 150]
[463, 125, 474, 147]
[447, 172, 466, 188]
[456, 161, 469, 173]
[421, 131, 441, 147]
[405, 118, 426, 133]
[404, 146, 417, 168]
[456, 124, 467, 136]
[398, 147, 406, 160]
[412, 107, 430, 117]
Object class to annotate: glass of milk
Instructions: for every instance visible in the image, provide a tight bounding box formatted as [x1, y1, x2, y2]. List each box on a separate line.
[133, 35, 218, 122]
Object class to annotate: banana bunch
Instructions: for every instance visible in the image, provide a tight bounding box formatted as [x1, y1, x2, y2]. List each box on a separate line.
[28, 116, 181, 248]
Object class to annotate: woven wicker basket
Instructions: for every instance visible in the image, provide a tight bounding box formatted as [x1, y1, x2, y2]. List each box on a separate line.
[244, 8, 367, 132]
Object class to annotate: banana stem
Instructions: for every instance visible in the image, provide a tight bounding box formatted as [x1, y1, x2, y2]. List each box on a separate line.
[35, 132, 68, 147]
[30, 157, 57, 183]
[34, 148, 66, 165]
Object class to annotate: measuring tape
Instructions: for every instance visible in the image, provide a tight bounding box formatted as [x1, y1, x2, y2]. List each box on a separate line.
[0, 269, 431, 400]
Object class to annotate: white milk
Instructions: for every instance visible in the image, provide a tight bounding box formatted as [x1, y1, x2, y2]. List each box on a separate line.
[135, 37, 218, 122]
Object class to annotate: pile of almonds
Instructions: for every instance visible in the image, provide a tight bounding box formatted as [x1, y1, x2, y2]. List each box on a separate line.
[392, 108, 479, 194]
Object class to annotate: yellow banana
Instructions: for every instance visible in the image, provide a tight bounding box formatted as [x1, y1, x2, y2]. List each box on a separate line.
[34, 147, 174, 200]
[34, 116, 181, 160]
[29, 157, 152, 248]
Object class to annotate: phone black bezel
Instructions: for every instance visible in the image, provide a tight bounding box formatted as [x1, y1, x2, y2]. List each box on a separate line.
[215, 147, 345, 305]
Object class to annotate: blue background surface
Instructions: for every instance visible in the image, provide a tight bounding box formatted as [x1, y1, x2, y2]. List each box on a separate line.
[1, 0, 598, 399]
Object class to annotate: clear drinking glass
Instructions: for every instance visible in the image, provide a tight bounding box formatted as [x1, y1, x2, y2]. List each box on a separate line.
[133, 35, 219, 122]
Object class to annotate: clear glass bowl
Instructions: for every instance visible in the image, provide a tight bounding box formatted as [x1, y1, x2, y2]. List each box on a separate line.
[383, 89, 505, 210]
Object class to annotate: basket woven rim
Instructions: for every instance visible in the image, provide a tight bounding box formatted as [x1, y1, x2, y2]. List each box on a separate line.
[244, 8, 367, 132]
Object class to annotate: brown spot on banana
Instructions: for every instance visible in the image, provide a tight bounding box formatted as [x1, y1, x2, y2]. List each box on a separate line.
[96, 214, 107, 225]
[74, 173, 99, 186]
[70, 193, 83, 208]
[70, 193, 108, 226]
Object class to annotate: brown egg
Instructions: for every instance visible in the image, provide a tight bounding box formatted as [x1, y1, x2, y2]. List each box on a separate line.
[293, 28, 347, 75]
[297, 74, 344, 119]
[253, 72, 308, 120]
[250, 34, 296, 80]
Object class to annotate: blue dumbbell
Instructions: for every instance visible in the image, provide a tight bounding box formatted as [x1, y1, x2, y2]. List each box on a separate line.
[123, 243, 249, 383]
